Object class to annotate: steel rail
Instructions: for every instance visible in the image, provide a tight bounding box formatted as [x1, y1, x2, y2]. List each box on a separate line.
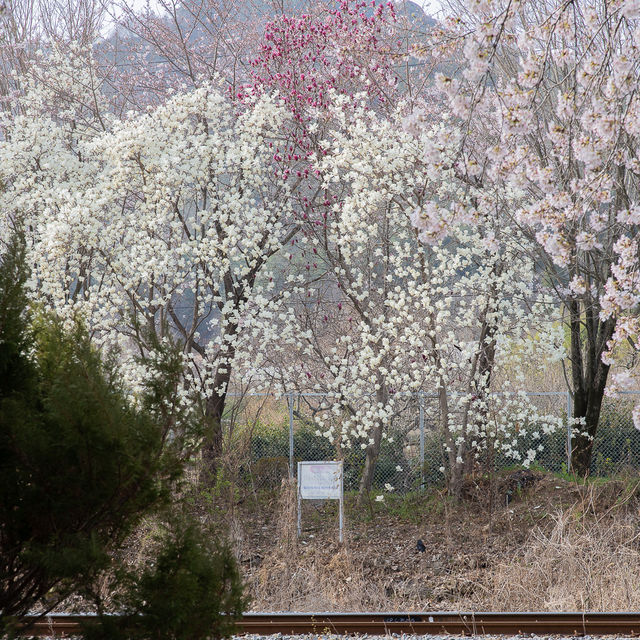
[14, 611, 640, 636]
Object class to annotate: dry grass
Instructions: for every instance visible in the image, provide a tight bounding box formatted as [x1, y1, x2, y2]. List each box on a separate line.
[248, 479, 388, 611]
[234, 473, 640, 612]
[479, 484, 640, 611]
[251, 544, 385, 611]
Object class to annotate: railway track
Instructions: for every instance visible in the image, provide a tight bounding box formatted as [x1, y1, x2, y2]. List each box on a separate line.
[13, 611, 640, 637]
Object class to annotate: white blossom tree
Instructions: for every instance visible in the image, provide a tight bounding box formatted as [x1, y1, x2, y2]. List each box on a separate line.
[259, 97, 563, 498]
[0, 0, 107, 109]
[0, 49, 298, 473]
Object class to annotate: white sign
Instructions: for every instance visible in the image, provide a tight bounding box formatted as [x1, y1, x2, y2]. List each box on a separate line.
[297, 461, 344, 542]
[298, 461, 342, 499]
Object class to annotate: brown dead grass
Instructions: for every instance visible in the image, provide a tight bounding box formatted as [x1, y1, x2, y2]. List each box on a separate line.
[233, 472, 640, 612]
[481, 510, 640, 611]
[249, 479, 388, 611]
[479, 480, 640, 611]
[252, 543, 386, 611]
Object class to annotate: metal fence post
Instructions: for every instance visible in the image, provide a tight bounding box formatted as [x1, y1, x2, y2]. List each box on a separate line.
[419, 391, 425, 488]
[566, 391, 573, 472]
[288, 392, 295, 479]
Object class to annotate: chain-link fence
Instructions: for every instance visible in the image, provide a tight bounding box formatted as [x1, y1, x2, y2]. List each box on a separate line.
[222, 391, 640, 494]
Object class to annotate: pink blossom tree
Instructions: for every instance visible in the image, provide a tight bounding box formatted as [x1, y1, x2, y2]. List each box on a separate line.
[412, 0, 640, 475]
[246, 0, 405, 498]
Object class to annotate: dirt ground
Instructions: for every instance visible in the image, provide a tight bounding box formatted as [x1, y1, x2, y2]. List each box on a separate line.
[230, 470, 640, 612]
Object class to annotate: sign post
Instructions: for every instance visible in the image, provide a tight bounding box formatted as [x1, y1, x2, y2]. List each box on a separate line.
[297, 461, 344, 543]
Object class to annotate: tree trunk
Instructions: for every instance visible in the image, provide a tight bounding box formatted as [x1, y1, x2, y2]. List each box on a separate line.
[568, 299, 615, 476]
[357, 420, 383, 503]
[357, 386, 388, 505]
[200, 370, 231, 484]
[464, 315, 497, 477]
[439, 386, 465, 499]
[570, 370, 610, 476]
[198, 297, 241, 483]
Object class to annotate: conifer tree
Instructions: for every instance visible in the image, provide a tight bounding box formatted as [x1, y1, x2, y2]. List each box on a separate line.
[0, 229, 244, 638]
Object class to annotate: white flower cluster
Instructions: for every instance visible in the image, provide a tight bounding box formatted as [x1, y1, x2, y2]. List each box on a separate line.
[0, 51, 295, 410]
[253, 95, 563, 490]
[0, 44, 568, 492]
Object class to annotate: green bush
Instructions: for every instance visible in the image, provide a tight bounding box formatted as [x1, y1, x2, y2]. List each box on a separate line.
[250, 428, 289, 460]
[0, 229, 244, 637]
[244, 398, 640, 491]
[590, 401, 640, 475]
[84, 515, 246, 640]
[0, 230, 177, 627]
[489, 401, 640, 477]
[490, 427, 567, 474]
[251, 456, 289, 488]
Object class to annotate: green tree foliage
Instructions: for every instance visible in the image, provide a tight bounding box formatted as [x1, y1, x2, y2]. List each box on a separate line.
[84, 512, 246, 640]
[0, 229, 245, 637]
[0, 225, 32, 399]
